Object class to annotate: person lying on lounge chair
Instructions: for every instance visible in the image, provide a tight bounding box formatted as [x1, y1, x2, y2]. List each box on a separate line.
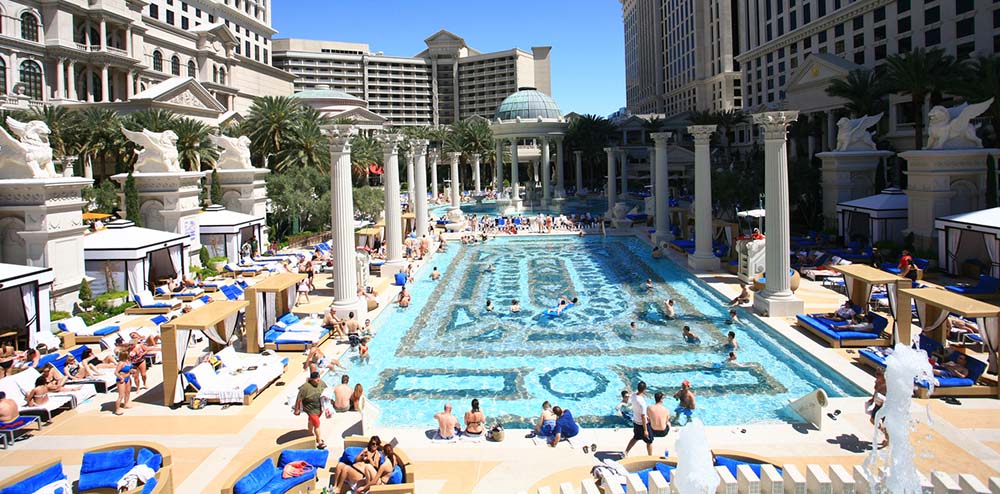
[834, 313, 876, 332]
[25, 376, 51, 406]
[824, 301, 857, 322]
[945, 316, 979, 339]
[0, 391, 17, 422]
[63, 355, 91, 380]
[934, 354, 970, 379]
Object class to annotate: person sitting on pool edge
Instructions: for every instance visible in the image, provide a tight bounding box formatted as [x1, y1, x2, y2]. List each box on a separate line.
[555, 296, 578, 315]
[652, 245, 663, 259]
[673, 380, 696, 425]
[727, 283, 751, 306]
[527, 401, 557, 438]
[682, 326, 700, 344]
[434, 403, 460, 440]
[548, 406, 580, 447]
[464, 398, 485, 436]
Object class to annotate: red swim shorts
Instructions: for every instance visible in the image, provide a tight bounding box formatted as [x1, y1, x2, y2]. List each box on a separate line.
[308, 413, 321, 428]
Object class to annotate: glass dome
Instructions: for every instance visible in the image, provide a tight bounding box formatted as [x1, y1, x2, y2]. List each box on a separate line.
[494, 87, 562, 120]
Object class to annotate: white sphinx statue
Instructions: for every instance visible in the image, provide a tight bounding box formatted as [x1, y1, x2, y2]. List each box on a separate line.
[209, 134, 253, 170]
[835, 113, 882, 151]
[121, 127, 182, 173]
[927, 98, 993, 150]
[0, 117, 57, 179]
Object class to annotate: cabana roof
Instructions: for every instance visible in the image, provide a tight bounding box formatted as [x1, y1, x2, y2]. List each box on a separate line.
[0, 263, 53, 288]
[161, 300, 249, 330]
[832, 264, 907, 284]
[899, 288, 1000, 318]
[247, 273, 305, 292]
[198, 205, 266, 235]
[936, 207, 1000, 232]
[84, 220, 190, 260]
[836, 188, 908, 214]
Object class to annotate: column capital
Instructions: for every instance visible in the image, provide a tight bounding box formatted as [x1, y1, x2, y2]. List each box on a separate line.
[322, 124, 356, 153]
[574, 150, 583, 157]
[410, 139, 429, 155]
[377, 133, 405, 154]
[650, 132, 673, 144]
[752, 111, 799, 139]
[687, 125, 717, 144]
[447, 151, 461, 164]
[603, 147, 617, 155]
[507, 137, 519, 146]
[428, 148, 439, 161]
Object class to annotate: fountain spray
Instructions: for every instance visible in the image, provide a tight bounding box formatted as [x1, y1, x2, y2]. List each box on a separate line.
[674, 419, 720, 494]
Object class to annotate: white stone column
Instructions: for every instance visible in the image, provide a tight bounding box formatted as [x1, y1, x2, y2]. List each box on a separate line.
[495, 139, 504, 195]
[379, 134, 405, 275]
[651, 133, 672, 244]
[541, 136, 551, 206]
[574, 150, 583, 196]
[55, 59, 65, 100]
[688, 125, 720, 270]
[605, 147, 617, 215]
[429, 149, 439, 203]
[554, 135, 565, 199]
[447, 151, 462, 220]
[405, 150, 415, 213]
[326, 125, 367, 318]
[126, 70, 134, 98]
[412, 139, 429, 237]
[752, 111, 804, 317]
[67, 62, 77, 101]
[472, 154, 481, 195]
[510, 138, 521, 209]
[619, 149, 629, 199]
[100, 64, 109, 103]
[648, 146, 656, 196]
[99, 18, 107, 51]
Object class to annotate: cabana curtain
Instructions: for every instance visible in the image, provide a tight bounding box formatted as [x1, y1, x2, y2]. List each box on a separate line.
[168, 245, 183, 279]
[947, 228, 962, 274]
[987, 236, 999, 278]
[20, 283, 36, 348]
[170, 328, 193, 404]
[915, 300, 950, 344]
[976, 317, 1000, 373]
[126, 259, 145, 297]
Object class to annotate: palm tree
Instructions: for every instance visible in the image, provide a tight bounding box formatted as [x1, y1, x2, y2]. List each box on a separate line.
[825, 68, 889, 118]
[349, 133, 382, 186]
[273, 114, 328, 173]
[952, 54, 1000, 147]
[29, 106, 78, 160]
[172, 117, 217, 171]
[884, 48, 960, 149]
[123, 108, 177, 132]
[243, 96, 306, 168]
[74, 107, 123, 178]
[642, 116, 664, 143]
[565, 114, 616, 187]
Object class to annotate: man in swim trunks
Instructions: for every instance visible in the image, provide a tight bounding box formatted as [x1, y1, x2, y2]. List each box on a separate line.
[0, 391, 17, 423]
[332, 374, 352, 413]
[624, 381, 653, 456]
[673, 380, 696, 425]
[434, 403, 459, 439]
[647, 392, 671, 438]
[294, 371, 327, 449]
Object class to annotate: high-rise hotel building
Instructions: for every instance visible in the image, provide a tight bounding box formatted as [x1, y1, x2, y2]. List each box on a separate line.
[272, 30, 552, 127]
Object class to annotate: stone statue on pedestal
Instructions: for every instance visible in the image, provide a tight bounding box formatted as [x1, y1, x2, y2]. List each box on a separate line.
[835, 113, 882, 151]
[0, 117, 57, 178]
[121, 127, 182, 173]
[927, 98, 993, 149]
[209, 134, 253, 170]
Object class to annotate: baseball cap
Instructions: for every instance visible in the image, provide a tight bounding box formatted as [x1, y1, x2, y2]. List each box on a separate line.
[310, 371, 320, 380]
[682, 380, 691, 387]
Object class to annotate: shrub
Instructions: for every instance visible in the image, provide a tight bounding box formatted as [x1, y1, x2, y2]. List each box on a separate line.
[78, 278, 92, 305]
[50, 311, 71, 321]
[199, 246, 210, 266]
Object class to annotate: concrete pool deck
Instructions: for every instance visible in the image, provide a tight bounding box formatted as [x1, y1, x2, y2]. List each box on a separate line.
[3, 227, 1000, 493]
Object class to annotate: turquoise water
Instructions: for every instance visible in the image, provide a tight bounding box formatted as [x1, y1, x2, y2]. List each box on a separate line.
[330, 236, 865, 428]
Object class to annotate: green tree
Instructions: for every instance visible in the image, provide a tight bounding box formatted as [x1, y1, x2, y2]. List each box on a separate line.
[210, 168, 222, 204]
[29, 105, 79, 160]
[349, 133, 382, 186]
[565, 114, 617, 187]
[353, 186, 384, 220]
[83, 180, 120, 214]
[199, 245, 210, 266]
[243, 96, 307, 167]
[124, 172, 141, 227]
[884, 48, 960, 149]
[825, 68, 889, 118]
[78, 278, 92, 306]
[172, 117, 217, 171]
[266, 167, 330, 239]
[74, 107, 123, 178]
[272, 107, 330, 172]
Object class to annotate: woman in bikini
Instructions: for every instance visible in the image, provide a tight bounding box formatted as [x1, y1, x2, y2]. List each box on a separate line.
[128, 342, 148, 390]
[114, 350, 132, 415]
[350, 383, 364, 411]
[0, 345, 14, 378]
[359, 443, 400, 492]
[332, 436, 382, 494]
[25, 376, 50, 406]
[464, 398, 485, 436]
[63, 355, 90, 380]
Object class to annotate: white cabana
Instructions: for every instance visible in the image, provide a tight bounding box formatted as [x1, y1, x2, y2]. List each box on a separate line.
[0, 263, 54, 350]
[84, 220, 190, 298]
[935, 207, 1000, 278]
[244, 273, 305, 353]
[836, 188, 908, 246]
[198, 205, 266, 263]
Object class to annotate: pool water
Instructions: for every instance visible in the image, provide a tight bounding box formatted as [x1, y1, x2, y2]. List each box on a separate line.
[331, 235, 864, 428]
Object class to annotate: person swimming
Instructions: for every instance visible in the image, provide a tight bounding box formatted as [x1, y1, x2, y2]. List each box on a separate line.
[510, 300, 521, 313]
[485, 300, 495, 312]
[682, 326, 700, 344]
[555, 296, 578, 315]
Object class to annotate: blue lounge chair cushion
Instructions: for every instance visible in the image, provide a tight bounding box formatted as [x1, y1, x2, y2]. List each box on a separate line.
[35, 353, 59, 368]
[150, 315, 169, 325]
[243, 384, 258, 396]
[918, 351, 988, 389]
[137, 448, 162, 471]
[280, 358, 290, 367]
[859, 349, 887, 368]
[278, 313, 299, 325]
[796, 314, 886, 341]
[233, 458, 278, 494]
[69, 346, 88, 360]
[264, 331, 279, 343]
[946, 275, 1000, 295]
[654, 462, 674, 482]
[82, 447, 135, 474]
[78, 466, 133, 491]
[259, 473, 310, 494]
[0, 462, 65, 494]
[93, 325, 119, 336]
[184, 371, 203, 390]
[388, 465, 404, 484]
[142, 477, 158, 494]
[339, 447, 365, 465]
[278, 449, 330, 469]
[671, 239, 695, 249]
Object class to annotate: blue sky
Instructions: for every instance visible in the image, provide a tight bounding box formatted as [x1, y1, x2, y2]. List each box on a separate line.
[271, 0, 625, 116]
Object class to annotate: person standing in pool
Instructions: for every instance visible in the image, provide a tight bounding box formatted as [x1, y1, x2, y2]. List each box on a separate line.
[726, 331, 739, 351]
[664, 299, 676, 319]
[645, 279, 654, 291]
[485, 300, 494, 312]
[509, 300, 521, 313]
[682, 326, 700, 344]
[430, 267, 441, 280]
[614, 390, 633, 423]
[673, 380, 696, 425]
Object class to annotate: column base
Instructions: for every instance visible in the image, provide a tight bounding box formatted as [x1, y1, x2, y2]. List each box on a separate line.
[753, 292, 804, 318]
[687, 253, 720, 271]
[553, 187, 566, 200]
[653, 232, 674, 244]
[331, 297, 369, 320]
[380, 259, 406, 278]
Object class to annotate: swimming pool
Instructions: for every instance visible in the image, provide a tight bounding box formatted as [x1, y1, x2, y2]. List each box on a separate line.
[430, 197, 628, 218]
[332, 235, 865, 428]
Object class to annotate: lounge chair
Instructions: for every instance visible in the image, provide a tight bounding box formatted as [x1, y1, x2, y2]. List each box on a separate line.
[214, 346, 288, 372]
[795, 312, 890, 348]
[0, 415, 40, 448]
[858, 335, 942, 371]
[78, 444, 167, 494]
[154, 285, 205, 301]
[0, 377, 73, 423]
[223, 263, 265, 278]
[10, 367, 97, 408]
[50, 347, 115, 393]
[946, 275, 1000, 297]
[183, 356, 284, 406]
[56, 316, 120, 344]
[264, 315, 331, 352]
[916, 351, 992, 399]
[126, 291, 181, 315]
[0, 460, 69, 494]
[230, 449, 329, 494]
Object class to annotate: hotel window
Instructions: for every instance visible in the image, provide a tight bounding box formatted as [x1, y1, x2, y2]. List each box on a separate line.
[853, 51, 864, 64]
[853, 33, 864, 47]
[852, 16, 863, 30]
[835, 24, 844, 37]
[0, 58, 6, 94]
[874, 44, 887, 60]
[149, 4, 159, 19]
[187, 60, 196, 77]
[924, 6, 939, 25]
[245, 41, 251, 56]
[898, 36, 912, 53]
[20, 12, 39, 42]
[956, 18, 975, 39]
[171, 55, 180, 76]
[957, 0, 974, 15]
[153, 51, 163, 71]
[925, 28, 940, 46]
[958, 42, 976, 60]
[19, 60, 42, 99]
[898, 17, 911, 33]
[995, 9, 1000, 29]
[166, 10, 174, 25]
[803, 4, 811, 24]
[874, 7, 885, 23]
[898, 0, 910, 13]
[181, 17, 189, 29]
[181, 2, 188, 11]
[835, 40, 845, 54]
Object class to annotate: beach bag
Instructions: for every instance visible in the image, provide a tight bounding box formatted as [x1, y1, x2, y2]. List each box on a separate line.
[488, 423, 505, 442]
[282, 460, 314, 479]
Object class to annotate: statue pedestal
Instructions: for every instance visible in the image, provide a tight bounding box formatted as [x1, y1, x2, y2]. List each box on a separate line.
[899, 148, 998, 250]
[113, 171, 207, 265]
[816, 150, 893, 229]
[214, 168, 270, 244]
[0, 177, 92, 310]
[753, 292, 805, 318]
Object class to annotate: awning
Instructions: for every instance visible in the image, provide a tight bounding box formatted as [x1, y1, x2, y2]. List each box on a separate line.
[368, 164, 384, 175]
[84, 220, 189, 260]
[82, 213, 113, 221]
[898, 288, 1000, 374]
[832, 264, 907, 341]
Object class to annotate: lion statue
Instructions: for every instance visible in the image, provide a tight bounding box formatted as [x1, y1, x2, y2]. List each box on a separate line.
[122, 127, 182, 173]
[835, 113, 882, 151]
[927, 98, 993, 150]
[209, 134, 253, 170]
[0, 117, 57, 179]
